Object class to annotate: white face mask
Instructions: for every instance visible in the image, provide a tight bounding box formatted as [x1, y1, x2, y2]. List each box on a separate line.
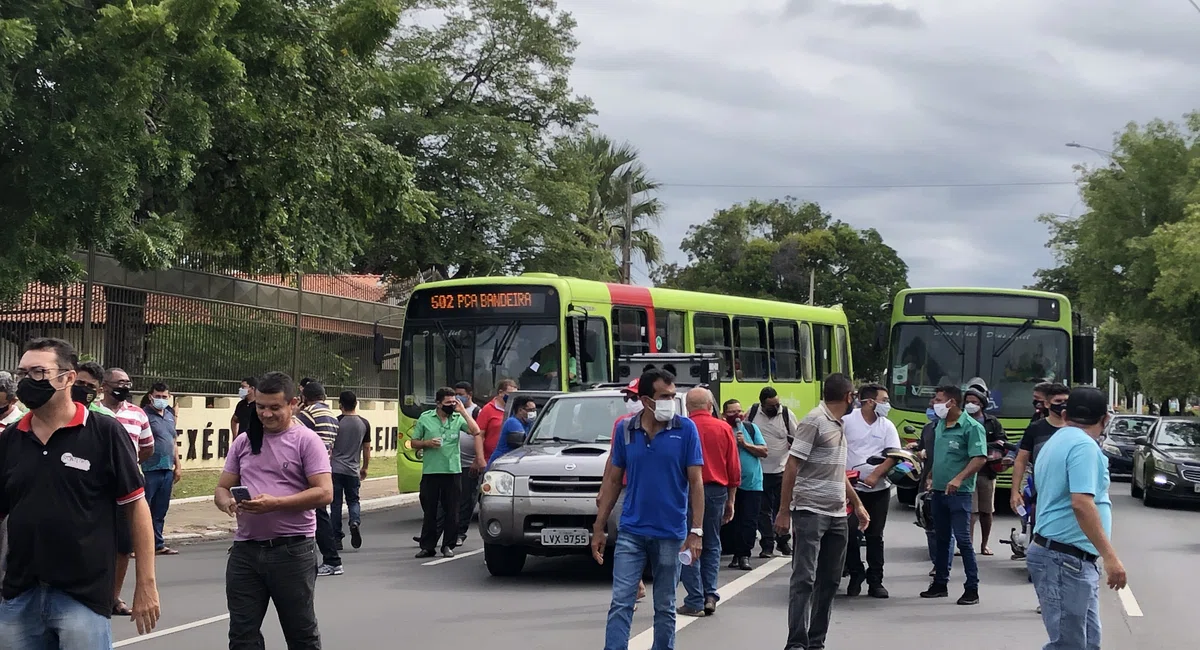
[653, 398, 676, 422]
[874, 402, 891, 418]
[964, 403, 981, 415]
[238, 387, 249, 399]
[933, 402, 951, 419]
[525, 410, 537, 421]
[626, 400, 643, 415]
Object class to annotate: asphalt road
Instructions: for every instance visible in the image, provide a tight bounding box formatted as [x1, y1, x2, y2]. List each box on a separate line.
[110, 490, 1188, 650]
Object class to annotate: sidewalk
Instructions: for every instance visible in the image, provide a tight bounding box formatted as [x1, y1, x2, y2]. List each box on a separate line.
[163, 477, 417, 543]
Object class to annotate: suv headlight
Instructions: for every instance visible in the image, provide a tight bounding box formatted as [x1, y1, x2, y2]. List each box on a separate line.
[1101, 442, 1121, 456]
[481, 470, 515, 497]
[1154, 456, 1179, 476]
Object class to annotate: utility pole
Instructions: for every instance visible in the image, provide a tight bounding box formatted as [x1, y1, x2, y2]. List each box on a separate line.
[621, 175, 633, 284]
[808, 268, 815, 305]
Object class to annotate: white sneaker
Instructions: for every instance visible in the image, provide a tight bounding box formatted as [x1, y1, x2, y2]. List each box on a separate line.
[317, 564, 344, 576]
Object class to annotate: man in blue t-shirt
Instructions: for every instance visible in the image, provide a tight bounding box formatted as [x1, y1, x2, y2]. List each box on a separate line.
[593, 369, 703, 650]
[487, 395, 535, 468]
[721, 398, 768, 571]
[1028, 386, 1127, 650]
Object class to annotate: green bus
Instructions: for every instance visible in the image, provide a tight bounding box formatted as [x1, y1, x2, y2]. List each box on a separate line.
[880, 287, 1094, 503]
[396, 273, 854, 492]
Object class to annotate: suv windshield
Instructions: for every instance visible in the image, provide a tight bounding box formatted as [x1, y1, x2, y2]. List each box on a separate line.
[1156, 421, 1200, 448]
[402, 322, 561, 412]
[1108, 416, 1156, 440]
[528, 395, 629, 444]
[889, 322, 1069, 419]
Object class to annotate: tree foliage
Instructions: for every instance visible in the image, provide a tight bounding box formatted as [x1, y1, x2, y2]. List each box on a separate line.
[0, 0, 433, 305]
[1036, 113, 1200, 397]
[654, 198, 909, 377]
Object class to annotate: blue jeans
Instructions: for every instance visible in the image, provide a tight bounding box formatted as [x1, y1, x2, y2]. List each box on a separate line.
[1027, 543, 1101, 650]
[0, 585, 112, 650]
[331, 473, 362, 539]
[680, 484, 728, 610]
[605, 532, 683, 650]
[144, 469, 174, 550]
[932, 491, 978, 589]
[925, 528, 955, 564]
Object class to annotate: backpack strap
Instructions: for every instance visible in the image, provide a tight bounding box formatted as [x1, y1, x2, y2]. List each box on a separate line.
[782, 406, 794, 445]
[748, 403, 760, 422]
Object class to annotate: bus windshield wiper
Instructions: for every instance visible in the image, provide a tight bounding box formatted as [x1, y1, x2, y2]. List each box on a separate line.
[434, 321, 461, 361]
[991, 319, 1035, 359]
[489, 320, 521, 386]
[924, 315, 964, 356]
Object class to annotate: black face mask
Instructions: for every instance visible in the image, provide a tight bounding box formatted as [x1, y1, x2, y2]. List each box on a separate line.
[110, 386, 132, 403]
[17, 377, 58, 410]
[440, 404, 456, 415]
[71, 384, 97, 406]
[1048, 402, 1067, 416]
[762, 405, 779, 417]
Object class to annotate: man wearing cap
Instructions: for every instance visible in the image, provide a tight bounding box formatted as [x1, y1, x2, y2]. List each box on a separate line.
[1027, 386, 1126, 650]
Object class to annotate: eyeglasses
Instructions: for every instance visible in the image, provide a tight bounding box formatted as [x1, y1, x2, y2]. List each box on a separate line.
[14, 367, 68, 382]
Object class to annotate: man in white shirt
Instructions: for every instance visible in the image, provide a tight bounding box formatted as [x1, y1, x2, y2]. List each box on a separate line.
[843, 383, 901, 599]
[747, 387, 801, 558]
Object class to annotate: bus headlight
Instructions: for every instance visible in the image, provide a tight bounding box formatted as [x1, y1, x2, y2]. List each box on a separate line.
[481, 471, 515, 497]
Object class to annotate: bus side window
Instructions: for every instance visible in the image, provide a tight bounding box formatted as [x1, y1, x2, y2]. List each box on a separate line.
[813, 324, 833, 379]
[655, 310, 686, 353]
[799, 322, 814, 382]
[769, 320, 801, 382]
[734, 317, 769, 381]
[694, 314, 733, 379]
[835, 325, 851, 376]
[566, 317, 612, 389]
[612, 307, 650, 358]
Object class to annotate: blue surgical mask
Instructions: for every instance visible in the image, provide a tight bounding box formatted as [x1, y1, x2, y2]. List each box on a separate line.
[152, 398, 169, 411]
[457, 395, 468, 405]
[926, 407, 938, 422]
[502, 393, 510, 403]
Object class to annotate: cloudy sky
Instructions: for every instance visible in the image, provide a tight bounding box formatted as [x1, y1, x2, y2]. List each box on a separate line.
[557, 0, 1200, 289]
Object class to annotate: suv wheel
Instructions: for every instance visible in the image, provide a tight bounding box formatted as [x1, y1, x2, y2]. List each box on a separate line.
[484, 543, 527, 577]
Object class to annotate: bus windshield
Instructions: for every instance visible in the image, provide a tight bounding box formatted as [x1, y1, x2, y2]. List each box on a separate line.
[402, 321, 562, 411]
[888, 322, 1069, 419]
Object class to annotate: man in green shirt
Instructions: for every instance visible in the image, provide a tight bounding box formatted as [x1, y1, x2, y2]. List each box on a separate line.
[920, 384, 987, 606]
[411, 387, 481, 558]
[75, 362, 115, 417]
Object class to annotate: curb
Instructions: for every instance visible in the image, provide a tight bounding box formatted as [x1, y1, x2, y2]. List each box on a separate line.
[169, 475, 399, 505]
[162, 493, 419, 544]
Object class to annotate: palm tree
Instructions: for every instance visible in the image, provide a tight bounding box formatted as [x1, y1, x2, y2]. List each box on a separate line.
[573, 133, 665, 281]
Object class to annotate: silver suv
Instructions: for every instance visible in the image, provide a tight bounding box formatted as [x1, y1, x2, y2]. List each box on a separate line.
[477, 388, 686, 576]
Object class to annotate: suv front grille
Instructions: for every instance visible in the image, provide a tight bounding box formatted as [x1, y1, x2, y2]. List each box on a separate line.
[524, 514, 596, 532]
[529, 475, 604, 494]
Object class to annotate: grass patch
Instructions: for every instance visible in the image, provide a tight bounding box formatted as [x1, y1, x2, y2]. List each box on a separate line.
[172, 461, 397, 500]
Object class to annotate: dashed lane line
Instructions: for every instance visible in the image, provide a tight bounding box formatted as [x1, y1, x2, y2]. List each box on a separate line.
[113, 614, 230, 647]
[422, 547, 486, 566]
[1118, 586, 1143, 617]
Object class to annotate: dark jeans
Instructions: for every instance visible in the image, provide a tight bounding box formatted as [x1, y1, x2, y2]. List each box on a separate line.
[314, 508, 341, 567]
[758, 472, 791, 553]
[144, 469, 174, 550]
[419, 473, 462, 551]
[932, 491, 977, 590]
[730, 489, 763, 557]
[226, 538, 321, 650]
[845, 489, 891, 586]
[330, 473, 361, 540]
[680, 484, 728, 610]
[787, 511, 848, 650]
[436, 470, 480, 540]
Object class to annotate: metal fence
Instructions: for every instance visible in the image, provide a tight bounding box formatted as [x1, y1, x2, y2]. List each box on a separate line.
[0, 252, 404, 400]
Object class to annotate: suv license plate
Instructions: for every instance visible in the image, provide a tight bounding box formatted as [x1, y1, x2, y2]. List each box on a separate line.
[540, 528, 591, 546]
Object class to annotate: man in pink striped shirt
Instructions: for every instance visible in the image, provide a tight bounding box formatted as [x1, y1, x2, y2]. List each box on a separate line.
[100, 367, 154, 616]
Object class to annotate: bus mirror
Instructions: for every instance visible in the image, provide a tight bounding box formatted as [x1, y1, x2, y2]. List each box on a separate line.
[372, 328, 385, 366]
[873, 322, 887, 352]
[1072, 334, 1095, 385]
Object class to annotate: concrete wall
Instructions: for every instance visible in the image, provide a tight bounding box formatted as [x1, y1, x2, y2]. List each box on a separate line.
[166, 396, 400, 470]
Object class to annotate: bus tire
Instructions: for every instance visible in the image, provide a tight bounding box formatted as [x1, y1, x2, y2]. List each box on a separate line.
[484, 543, 527, 577]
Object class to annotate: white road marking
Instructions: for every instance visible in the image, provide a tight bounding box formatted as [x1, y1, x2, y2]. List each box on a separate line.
[1117, 586, 1143, 617]
[112, 614, 230, 646]
[628, 556, 791, 650]
[423, 547, 485, 566]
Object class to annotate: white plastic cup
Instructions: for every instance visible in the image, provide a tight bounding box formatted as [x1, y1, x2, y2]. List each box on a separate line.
[679, 549, 693, 566]
[1015, 504, 1027, 517]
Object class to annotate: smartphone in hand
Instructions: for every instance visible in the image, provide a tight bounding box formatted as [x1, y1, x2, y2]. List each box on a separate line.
[231, 486, 252, 503]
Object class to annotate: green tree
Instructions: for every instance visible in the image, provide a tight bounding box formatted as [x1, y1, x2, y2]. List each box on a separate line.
[655, 198, 909, 377]
[1035, 113, 1200, 397]
[362, 0, 594, 280]
[1094, 315, 1140, 403]
[0, 0, 431, 305]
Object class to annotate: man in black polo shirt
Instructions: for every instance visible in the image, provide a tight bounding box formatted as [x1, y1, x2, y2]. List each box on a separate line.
[0, 338, 161, 646]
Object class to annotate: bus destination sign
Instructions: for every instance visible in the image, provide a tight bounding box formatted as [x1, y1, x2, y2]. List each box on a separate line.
[903, 292, 1059, 321]
[408, 285, 557, 319]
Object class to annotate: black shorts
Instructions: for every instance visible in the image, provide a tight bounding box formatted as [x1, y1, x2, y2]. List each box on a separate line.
[116, 506, 133, 555]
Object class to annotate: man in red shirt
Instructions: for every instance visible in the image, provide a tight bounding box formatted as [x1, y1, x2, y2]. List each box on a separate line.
[475, 379, 518, 460]
[679, 386, 741, 617]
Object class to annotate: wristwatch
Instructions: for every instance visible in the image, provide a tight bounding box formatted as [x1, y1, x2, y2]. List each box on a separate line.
[689, 527, 704, 537]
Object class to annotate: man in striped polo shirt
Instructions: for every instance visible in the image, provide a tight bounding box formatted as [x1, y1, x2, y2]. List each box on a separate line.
[774, 373, 870, 650]
[100, 367, 154, 617]
[297, 381, 344, 576]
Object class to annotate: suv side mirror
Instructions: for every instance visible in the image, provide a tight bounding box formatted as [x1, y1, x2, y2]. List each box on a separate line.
[1133, 436, 1149, 447]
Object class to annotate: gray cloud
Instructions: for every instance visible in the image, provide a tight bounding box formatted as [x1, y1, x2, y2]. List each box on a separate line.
[784, 0, 925, 29]
[559, 0, 1200, 288]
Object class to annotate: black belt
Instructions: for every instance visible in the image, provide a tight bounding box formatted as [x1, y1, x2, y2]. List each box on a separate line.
[1032, 534, 1097, 563]
[235, 535, 310, 548]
